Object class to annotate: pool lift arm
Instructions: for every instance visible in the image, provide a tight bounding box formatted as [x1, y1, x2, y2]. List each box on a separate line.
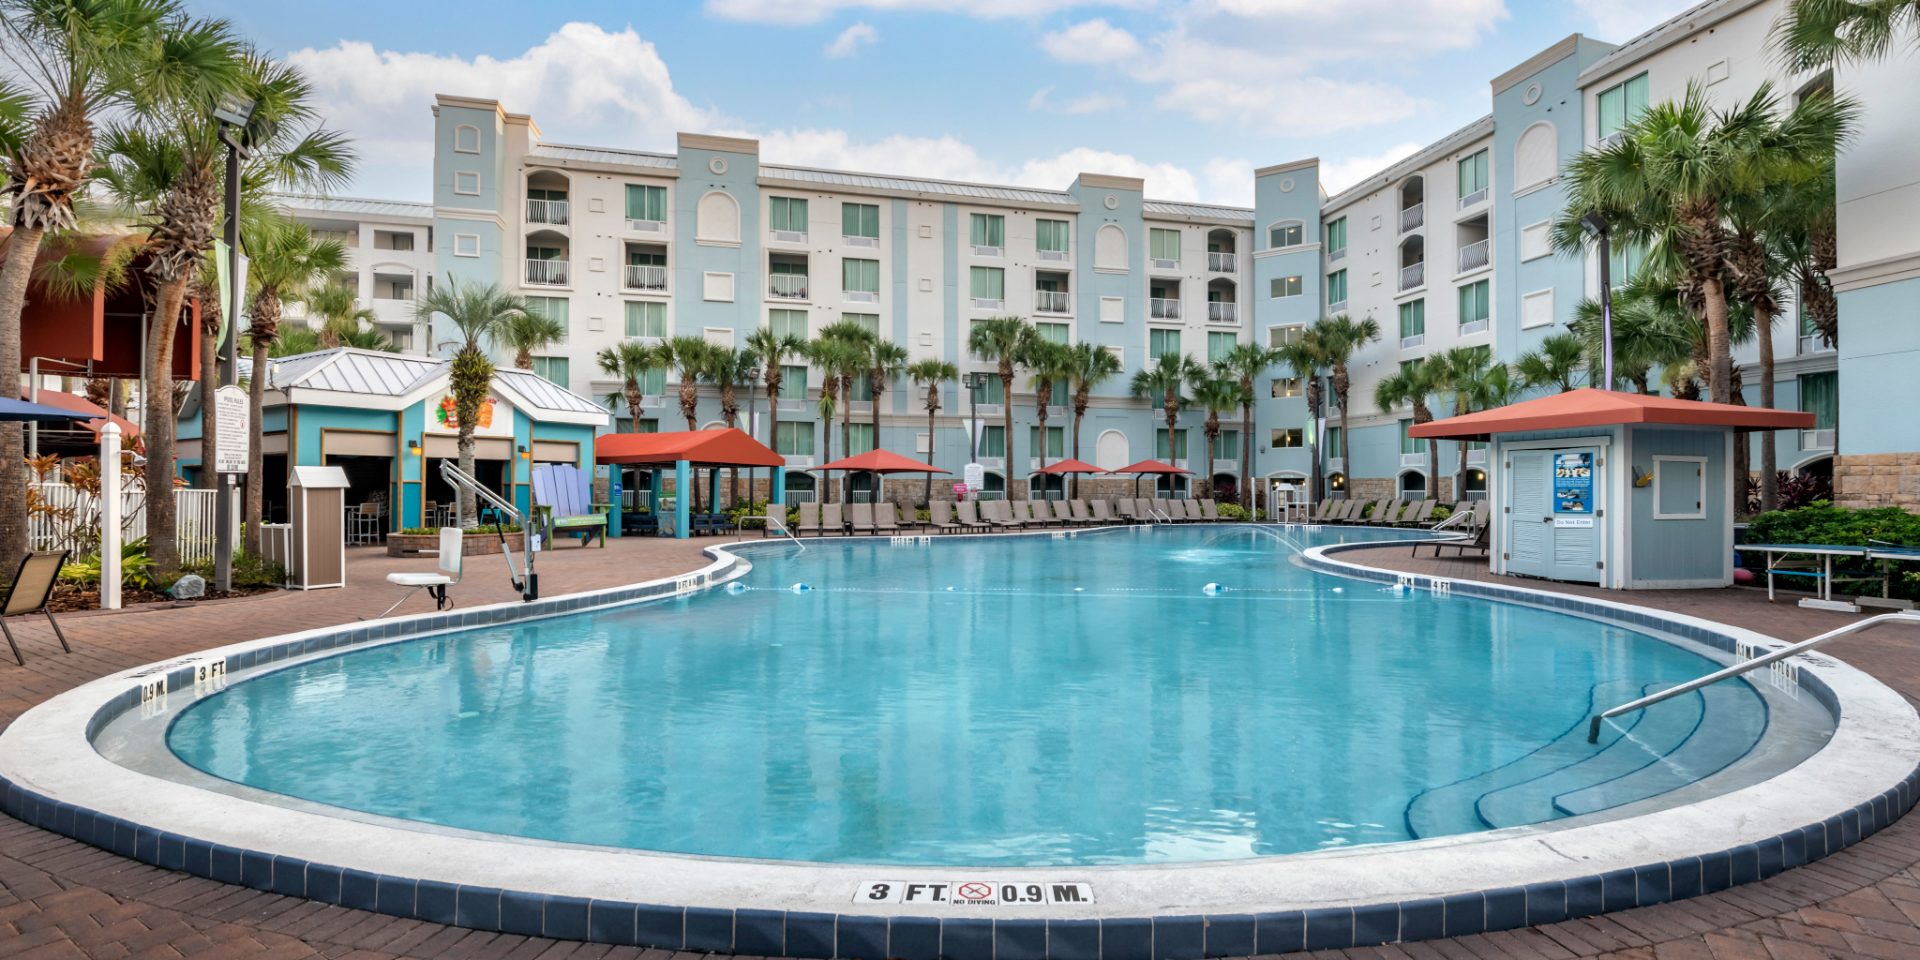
[440, 460, 543, 602]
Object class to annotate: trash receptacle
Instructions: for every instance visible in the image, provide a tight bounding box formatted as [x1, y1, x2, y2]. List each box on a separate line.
[288, 465, 351, 589]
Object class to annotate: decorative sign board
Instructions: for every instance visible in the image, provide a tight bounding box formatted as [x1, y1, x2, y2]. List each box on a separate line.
[213, 385, 249, 474]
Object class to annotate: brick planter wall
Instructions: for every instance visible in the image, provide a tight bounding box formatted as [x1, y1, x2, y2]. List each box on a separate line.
[387, 531, 525, 557]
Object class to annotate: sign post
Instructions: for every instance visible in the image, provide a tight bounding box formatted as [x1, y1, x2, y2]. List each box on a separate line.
[212, 385, 249, 590]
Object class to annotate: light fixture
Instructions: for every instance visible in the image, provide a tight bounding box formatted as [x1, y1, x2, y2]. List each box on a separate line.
[408, 440, 422, 458]
[1579, 210, 1609, 238]
[212, 93, 257, 128]
[517, 444, 530, 460]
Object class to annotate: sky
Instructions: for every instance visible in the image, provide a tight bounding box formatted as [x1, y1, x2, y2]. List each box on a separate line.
[197, 0, 1706, 207]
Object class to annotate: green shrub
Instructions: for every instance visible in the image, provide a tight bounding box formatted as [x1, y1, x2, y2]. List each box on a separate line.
[1746, 501, 1920, 599]
[57, 537, 157, 591]
[400, 524, 523, 535]
[1215, 503, 1250, 520]
[724, 499, 770, 526]
[182, 552, 288, 590]
[1431, 504, 1454, 521]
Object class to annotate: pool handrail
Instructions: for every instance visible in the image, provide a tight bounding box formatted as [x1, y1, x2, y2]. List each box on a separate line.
[1587, 611, 1920, 742]
[737, 509, 807, 552]
[440, 460, 539, 602]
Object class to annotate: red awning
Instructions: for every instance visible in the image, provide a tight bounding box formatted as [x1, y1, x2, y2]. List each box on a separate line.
[814, 449, 949, 474]
[3, 229, 201, 381]
[594, 427, 786, 468]
[1112, 459, 1191, 475]
[24, 390, 138, 440]
[1036, 458, 1106, 475]
[1409, 388, 1816, 441]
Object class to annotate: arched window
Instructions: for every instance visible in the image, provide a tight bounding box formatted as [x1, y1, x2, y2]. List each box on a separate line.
[1095, 429, 1129, 470]
[783, 471, 816, 504]
[1156, 474, 1190, 497]
[1327, 472, 1348, 496]
[1267, 220, 1304, 250]
[1398, 471, 1427, 497]
[981, 472, 1005, 495]
[1464, 468, 1487, 500]
[1094, 224, 1127, 270]
[1514, 122, 1557, 192]
[1028, 474, 1066, 500]
[696, 190, 740, 244]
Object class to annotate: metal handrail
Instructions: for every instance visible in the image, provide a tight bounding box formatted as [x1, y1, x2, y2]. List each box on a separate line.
[738, 513, 807, 552]
[1588, 611, 1920, 742]
[439, 460, 539, 602]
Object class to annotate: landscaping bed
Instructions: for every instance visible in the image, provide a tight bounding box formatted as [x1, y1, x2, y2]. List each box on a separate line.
[388, 530, 525, 557]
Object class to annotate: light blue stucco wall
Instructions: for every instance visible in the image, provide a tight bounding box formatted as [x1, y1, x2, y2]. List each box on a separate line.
[431, 103, 508, 355]
[672, 141, 761, 338]
[1250, 162, 1323, 481]
[1836, 276, 1920, 456]
[1627, 425, 1730, 585]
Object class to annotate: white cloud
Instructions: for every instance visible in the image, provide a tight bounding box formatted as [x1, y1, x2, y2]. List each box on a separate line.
[707, 0, 1132, 26]
[824, 22, 878, 58]
[1571, 0, 1697, 41]
[1028, 87, 1126, 114]
[1041, 19, 1144, 64]
[1202, 158, 1256, 207]
[760, 130, 1212, 202]
[1013, 147, 1202, 200]
[1319, 142, 1423, 194]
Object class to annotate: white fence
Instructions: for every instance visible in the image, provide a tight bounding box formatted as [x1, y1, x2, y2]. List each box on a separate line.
[31, 482, 233, 567]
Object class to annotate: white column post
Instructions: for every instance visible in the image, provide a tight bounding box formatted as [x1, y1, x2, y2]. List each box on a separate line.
[100, 422, 122, 610]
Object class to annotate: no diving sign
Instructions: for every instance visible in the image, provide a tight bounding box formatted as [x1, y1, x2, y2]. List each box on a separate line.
[855, 880, 1093, 906]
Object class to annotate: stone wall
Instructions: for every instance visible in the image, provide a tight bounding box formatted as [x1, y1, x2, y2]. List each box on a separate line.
[1835, 454, 1920, 511]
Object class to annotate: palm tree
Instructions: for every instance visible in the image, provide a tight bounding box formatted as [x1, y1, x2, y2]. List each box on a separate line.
[1272, 334, 1328, 499]
[1513, 332, 1588, 393]
[496, 309, 566, 370]
[0, 0, 206, 562]
[906, 358, 957, 503]
[657, 336, 711, 432]
[264, 325, 321, 357]
[1375, 359, 1444, 499]
[335, 326, 398, 352]
[96, 46, 351, 574]
[1188, 376, 1241, 500]
[303, 282, 376, 347]
[705, 346, 756, 504]
[413, 279, 526, 527]
[804, 331, 866, 502]
[1570, 272, 1698, 395]
[1313, 314, 1382, 489]
[743, 326, 802, 457]
[241, 217, 344, 551]
[1130, 352, 1200, 491]
[864, 338, 909, 450]
[1021, 338, 1073, 480]
[596, 341, 662, 431]
[1215, 343, 1278, 508]
[1777, 0, 1920, 67]
[966, 316, 1032, 496]
[1433, 346, 1495, 500]
[1065, 341, 1121, 498]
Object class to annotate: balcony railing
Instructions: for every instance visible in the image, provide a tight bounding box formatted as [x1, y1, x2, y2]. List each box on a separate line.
[1399, 202, 1424, 233]
[1458, 188, 1488, 209]
[1149, 298, 1181, 320]
[769, 274, 809, 299]
[527, 199, 569, 225]
[1035, 290, 1071, 314]
[1400, 333, 1425, 350]
[1207, 302, 1239, 325]
[1802, 428, 1835, 450]
[1458, 239, 1490, 273]
[1207, 251, 1236, 273]
[1459, 318, 1489, 336]
[524, 259, 570, 286]
[623, 264, 667, 291]
[1399, 261, 1425, 291]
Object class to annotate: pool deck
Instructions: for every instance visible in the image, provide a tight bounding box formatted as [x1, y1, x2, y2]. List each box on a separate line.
[4, 532, 1920, 959]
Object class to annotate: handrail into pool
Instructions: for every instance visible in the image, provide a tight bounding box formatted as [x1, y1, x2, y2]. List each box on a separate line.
[440, 460, 540, 602]
[738, 513, 807, 552]
[1588, 611, 1920, 742]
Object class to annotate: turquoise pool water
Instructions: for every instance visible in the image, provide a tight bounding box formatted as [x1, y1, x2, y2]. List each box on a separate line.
[167, 526, 1812, 866]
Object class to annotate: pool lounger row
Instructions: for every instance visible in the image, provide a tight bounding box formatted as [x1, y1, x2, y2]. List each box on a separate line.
[774, 498, 1247, 536]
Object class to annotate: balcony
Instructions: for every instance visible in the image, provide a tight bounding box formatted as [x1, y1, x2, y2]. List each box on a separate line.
[623, 264, 667, 291]
[526, 199, 569, 225]
[1398, 262, 1425, 291]
[370, 299, 415, 328]
[627, 218, 665, 234]
[1149, 298, 1181, 320]
[1398, 202, 1424, 233]
[1458, 188, 1487, 210]
[524, 259, 570, 286]
[1458, 239, 1490, 273]
[1400, 333, 1425, 351]
[1459, 318, 1489, 336]
[1207, 302, 1239, 325]
[769, 274, 810, 300]
[1802, 428, 1835, 450]
[1207, 252, 1236, 273]
[1035, 290, 1071, 315]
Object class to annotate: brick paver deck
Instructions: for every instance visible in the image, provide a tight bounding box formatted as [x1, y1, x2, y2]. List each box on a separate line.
[3, 533, 1919, 959]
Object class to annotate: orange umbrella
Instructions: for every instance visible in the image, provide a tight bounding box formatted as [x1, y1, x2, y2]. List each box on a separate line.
[814, 449, 949, 505]
[1035, 458, 1105, 475]
[1112, 458, 1191, 495]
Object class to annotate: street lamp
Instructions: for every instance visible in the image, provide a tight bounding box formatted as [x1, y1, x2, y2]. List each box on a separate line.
[1580, 209, 1616, 392]
[210, 95, 258, 593]
[961, 372, 984, 462]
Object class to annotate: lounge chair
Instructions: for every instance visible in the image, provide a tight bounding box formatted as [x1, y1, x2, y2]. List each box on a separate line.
[1330, 500, 1359, 523]
[796, 502, 822, 536]
[1063, 500, 1093, 525]
[1429, 521, 1491, 559]
[955, 500, 987, 531]
[822, 502, 847, 535]
[1181, 500, 1204, 521]
[530, 463, 609, 548]
[1031, 499, 1060, 526]
[1115, 499, 1139, 521]
[849, 502, 877, 535]
[896, 503, 924, 530]
[985, 500, 1022, 529]
[1, 551, 70, 665]
[1011, 500, 1040, 527]
[1354, 498, 1386, 525]
[873, 503, 900, 533]
[1091, 499, 1118, 523]
[1396, 500, 1436, 527]
[1199, 499, 1221, 521]
[1375, 501, 1406, 526]
[927, 500, 960, 533]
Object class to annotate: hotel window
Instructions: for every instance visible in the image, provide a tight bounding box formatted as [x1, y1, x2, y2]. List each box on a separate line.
[1458, 280, 1490, 328]
[1036, 219, 1070, 255]
[843, 259, 880, 296]
[1799, 371, 1837, 430]
[847, 422, 876, 454]
[624, 301, 665, 338]
[980, 425, 1006, 457]
[779, 366, 807, 401]
[1028, 426, 1066, 458]
[1268, 324, 1305, 349]
[1150, 228, 1182, 262]
[1398, 299, 1425, 340]
[774, 421, 814, 456]
[969, 266, 1004, 303]
[1149, 328, 1181, 359]
[1269, 427, 1303, 449]
[1327, 269, 1348, 306]
[1597, 72, 1650, 139]
[1269, 222, 1304, 249]
[1156, 428, 1188, 461]
[769, 308, 807, 341]
[1046, 380, 1068, 407]
[1325, 426, 1344, 458]
[1218, 430, 1240, 459]
[531, 356, 569, 386]
[844, 312, 880, 336]
[970, 376, 1005, 404]
[848, 376, 873, 402]
[1271, 377, 1301, 398]
[1034, 321, 1069, 344]
[970, 213, 1005, 250]
[1608, 238, 1647, 286]
[1325, 217, 1347, 257]
[526, 296, 569, 341]
[1400, 419, 1422, 455]
[615, 417, 660, 434]
[842, 202, 879, 240]
[1207, 331, 1237, 363]
[634, 367, 666, 395]
[625, 184, 667, 223]
[1270, 275, 1302, 298]
[1457, 149, 1489, 200]
[769, 196, 808, 235]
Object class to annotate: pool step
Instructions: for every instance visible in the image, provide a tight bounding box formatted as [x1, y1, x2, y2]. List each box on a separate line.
[1403, 679, 1642, 840]
[1552, 681, 1767, 817]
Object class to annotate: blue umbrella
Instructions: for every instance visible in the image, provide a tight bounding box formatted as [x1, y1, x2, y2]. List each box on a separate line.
[0, 397, 105, 423]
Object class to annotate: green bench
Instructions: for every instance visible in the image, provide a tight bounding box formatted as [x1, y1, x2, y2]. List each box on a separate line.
[531, 463, 610, 548]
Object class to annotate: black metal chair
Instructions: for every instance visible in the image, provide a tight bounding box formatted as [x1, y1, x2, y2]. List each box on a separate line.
[3, 550, 72, 666]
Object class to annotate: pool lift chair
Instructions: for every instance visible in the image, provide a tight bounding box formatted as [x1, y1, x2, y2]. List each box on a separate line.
[380, 462, 544, 618]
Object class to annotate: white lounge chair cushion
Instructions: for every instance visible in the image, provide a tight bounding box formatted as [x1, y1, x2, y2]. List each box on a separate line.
[387, 572, 456, 587]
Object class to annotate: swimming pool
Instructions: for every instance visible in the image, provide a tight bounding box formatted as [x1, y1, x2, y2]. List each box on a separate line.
[163, 525, 1828, 866]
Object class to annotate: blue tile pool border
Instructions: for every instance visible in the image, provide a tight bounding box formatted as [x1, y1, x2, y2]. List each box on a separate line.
[1, 528, 1914, 958]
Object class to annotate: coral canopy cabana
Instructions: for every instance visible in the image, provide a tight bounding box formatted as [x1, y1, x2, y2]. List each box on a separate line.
[594, 429, 785, 538]
[2, 230, 202, 381]
[1410, 388, 1813, 441]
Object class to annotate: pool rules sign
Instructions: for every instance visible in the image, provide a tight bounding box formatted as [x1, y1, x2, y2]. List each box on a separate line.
[213, 385, 249, 474]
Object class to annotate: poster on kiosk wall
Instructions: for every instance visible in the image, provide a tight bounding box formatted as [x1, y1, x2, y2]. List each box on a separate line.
[1553, 451, 1595, 528]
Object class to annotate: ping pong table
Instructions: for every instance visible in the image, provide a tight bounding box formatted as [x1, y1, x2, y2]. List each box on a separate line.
[1736, 542, 1920, 611]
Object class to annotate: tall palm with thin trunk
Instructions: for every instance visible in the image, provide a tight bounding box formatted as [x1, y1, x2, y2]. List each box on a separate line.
[1513, 332, 1588, 393]
[1021, 338, 1073, 480]
[241, 217, 344, 551]
[1130, 352, 1200, 491]
[304, 282, 375, 347]
[705, 346, 755, 504]
[906, 358, 956, 503]
[865, 338, 908, 449]
[1188, 376, 1241, 500]
[967, 316, 1032, 496]
[1216, 343, 1278, 508]
[658, 336, 710, 432]
[1433, 346, 1495, 500]
[413, 280, 526, 528]
[1273, 335, 1328, 499]
[1313, 314, 1381, 491]
[596, 341, 661, 430]
[0, 0, 220, 566]
[804, 332, 865, 502]
[743, 326, 802, 458]
[496, 310, 566, 370]
[1374, 359, 1444, 499]
[1065, 341, 1121, 498]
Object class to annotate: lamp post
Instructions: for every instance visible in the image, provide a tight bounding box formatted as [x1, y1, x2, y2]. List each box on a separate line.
[961, 372, 983, 463]
[1580, 210, 1615, 392]
[211, 94, 256, 593]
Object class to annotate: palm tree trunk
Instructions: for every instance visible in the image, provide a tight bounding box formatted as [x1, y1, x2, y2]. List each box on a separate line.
[1240, 398, 1253, 510]
[143, 275, 193, 576]
[1703, 276, 1733, 404]
[1070, 401, 1084, 500]
[1000, 373, 1014, 500]
[457, 428, 476, 527]
[197, 323, 218, 490]
[0, 224, 47, 566]
[245, 336, 270, 553]
[765, 384, 780, 506]
[925, 403, 936, 505]
[1757, 305, 1778, 512]
[840, 377, 854, 502]
[1427, 439, 1439, 500]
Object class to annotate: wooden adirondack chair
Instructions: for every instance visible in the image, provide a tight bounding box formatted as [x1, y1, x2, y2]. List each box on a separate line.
[530, 464, 611, 548]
